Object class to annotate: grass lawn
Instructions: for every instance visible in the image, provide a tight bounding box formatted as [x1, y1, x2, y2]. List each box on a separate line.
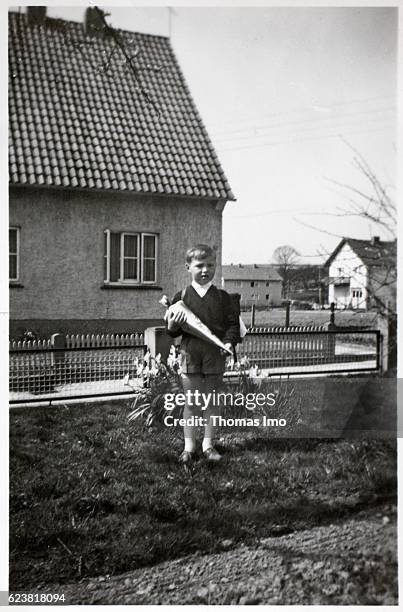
[244, 309, 377, 328]
[10, 400, 396, 590]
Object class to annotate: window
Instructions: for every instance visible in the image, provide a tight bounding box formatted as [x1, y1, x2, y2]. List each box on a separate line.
[352, 289, 362, 298]
[9, 227, 19, 281]
[265, 294, 270, 300]
[104, 230, 158, 284]
[265, 281, 270, 287]
[250, 281, 255, 287]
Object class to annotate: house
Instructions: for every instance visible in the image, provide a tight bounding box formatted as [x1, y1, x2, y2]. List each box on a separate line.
[325, 236, 396, 310]
[222, 264, 282, 308]
[9, 8, 235, 338]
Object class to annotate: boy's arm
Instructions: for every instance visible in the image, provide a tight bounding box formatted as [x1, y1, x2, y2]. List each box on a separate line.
[221, 291, 241, 346]
[166, 291, 183, 337]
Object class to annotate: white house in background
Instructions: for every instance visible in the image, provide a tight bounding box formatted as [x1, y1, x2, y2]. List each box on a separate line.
[325, 236, 396, 310]
[222, 264, 283, 308]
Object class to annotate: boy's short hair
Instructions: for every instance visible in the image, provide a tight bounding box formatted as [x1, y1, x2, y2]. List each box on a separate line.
[185, 244, 216, 264]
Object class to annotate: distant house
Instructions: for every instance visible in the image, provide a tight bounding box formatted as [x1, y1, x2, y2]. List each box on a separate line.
[9, 8, 235, 338]
[325, 236, 396, 310]
[222, 264, 283, 308]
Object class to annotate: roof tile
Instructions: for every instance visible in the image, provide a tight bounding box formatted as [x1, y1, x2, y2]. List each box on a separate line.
[9, 11, 234, 201]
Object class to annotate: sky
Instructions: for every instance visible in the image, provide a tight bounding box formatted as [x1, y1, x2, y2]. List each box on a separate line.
[8, 4, 398, 266]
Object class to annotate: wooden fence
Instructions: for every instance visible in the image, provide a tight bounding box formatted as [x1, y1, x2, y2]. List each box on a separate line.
[235, 326, 379, 373]
[9, 333, 146, 401]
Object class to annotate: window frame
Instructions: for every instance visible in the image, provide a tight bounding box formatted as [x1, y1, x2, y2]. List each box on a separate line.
[9, 226, 20, 282]
[120, 232, 140, 283]
[104, 230, 158, 286]
[141, 233, 158, 285]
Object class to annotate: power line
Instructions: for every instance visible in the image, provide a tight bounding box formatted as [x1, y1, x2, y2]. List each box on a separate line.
[216, 124, 395, 153]
[211, 106, 395, 143]
[207, 94, 395, 130]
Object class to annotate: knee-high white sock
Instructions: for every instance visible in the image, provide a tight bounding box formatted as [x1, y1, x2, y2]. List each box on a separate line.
[184, 438, 196, 453]
[202, 437, 213, 452]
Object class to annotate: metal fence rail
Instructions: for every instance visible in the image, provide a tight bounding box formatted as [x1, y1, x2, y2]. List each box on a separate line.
[10, 337, 146, 403]
[9, 328, 381, 403]
[235, 328, 380, 375]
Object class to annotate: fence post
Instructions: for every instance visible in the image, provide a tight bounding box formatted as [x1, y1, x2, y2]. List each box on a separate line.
[323, 304, 337, 362]
[51, 333, 65, 366]
[144, 326, 172, 362]
[329, 302, 335, 326]
[377, 312, 397, 373]
[285, 300, 290, 327]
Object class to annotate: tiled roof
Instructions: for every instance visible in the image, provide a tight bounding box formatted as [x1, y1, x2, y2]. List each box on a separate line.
[222, 264, 283, 281]
[326, 237, 396, 269]
[8, 11, 235, 200]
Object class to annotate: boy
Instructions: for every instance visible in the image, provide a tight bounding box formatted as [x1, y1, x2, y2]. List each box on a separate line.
[166, 244, 240, 464]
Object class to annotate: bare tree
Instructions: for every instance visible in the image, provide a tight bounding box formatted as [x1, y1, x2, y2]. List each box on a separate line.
[324, 141, 396, 240]
[295, 141, 396, 316]
[272, 245, 300, 299]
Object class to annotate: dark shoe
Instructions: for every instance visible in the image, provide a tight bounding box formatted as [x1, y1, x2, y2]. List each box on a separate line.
[179, 450, 196, 465]
[203, 447, 222, 462]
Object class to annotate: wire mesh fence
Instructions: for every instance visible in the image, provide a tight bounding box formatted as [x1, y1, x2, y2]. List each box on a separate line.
[10, 338, 146, 403]
[233, 328, 380, 375]
[9, 328, 381, 403]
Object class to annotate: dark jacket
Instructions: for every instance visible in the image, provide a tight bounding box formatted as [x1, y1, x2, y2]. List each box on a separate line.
[167, 285, 240, 346]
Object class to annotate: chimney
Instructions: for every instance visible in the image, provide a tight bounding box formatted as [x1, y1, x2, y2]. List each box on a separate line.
[371, 236, 380, 246]
[85, 7, 106, 37]
[27, 6, 47, 26]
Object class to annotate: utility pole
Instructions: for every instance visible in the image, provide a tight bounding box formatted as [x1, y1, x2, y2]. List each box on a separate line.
[318, 265, 322, 307]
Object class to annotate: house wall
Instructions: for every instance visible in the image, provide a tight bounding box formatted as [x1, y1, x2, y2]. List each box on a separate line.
[9, 186, 223, 337]
[328, 243, 368, 309]
[222, 279, 282, 308]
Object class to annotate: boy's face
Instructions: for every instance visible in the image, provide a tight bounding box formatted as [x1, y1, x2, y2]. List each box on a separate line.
[186, 255, 216, 285]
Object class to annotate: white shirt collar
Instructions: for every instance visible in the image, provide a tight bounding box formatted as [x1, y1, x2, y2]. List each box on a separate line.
[192, 280, 213, 297]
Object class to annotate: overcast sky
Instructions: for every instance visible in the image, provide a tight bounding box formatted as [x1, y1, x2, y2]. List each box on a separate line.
[11, 4, 398, 265]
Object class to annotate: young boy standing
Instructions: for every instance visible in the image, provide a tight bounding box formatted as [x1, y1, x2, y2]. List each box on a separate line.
[166, 244, 239, 464]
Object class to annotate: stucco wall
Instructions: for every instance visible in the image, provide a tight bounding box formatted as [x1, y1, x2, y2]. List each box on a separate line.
[328, 243, 368, 308]
[10, 186, 224, 334]
[222, 279, 282, 307]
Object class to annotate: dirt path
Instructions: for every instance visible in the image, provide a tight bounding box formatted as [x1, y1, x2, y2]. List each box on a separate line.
[41, 507, 396, 605]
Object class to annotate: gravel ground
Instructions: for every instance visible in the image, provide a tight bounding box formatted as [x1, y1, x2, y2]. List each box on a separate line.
[38, 505, 397, 605]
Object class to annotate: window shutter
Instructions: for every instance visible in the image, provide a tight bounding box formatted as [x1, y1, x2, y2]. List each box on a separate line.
[142, 234, 157, 282]
[9, 228, 18, 281]
[110, 233, 121, 282]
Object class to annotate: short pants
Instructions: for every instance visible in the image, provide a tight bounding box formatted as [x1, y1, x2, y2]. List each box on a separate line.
[180, 336, 226, 375]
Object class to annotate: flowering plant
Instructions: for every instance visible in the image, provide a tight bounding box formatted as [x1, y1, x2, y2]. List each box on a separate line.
[127, 346, 184, 427]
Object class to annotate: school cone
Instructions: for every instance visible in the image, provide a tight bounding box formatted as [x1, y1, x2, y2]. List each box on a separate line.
[159, 295, 233, 355]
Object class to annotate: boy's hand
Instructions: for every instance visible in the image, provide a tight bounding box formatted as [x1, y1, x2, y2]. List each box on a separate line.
[167, 309, 187, 332]
[221, 342, 233, 356]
